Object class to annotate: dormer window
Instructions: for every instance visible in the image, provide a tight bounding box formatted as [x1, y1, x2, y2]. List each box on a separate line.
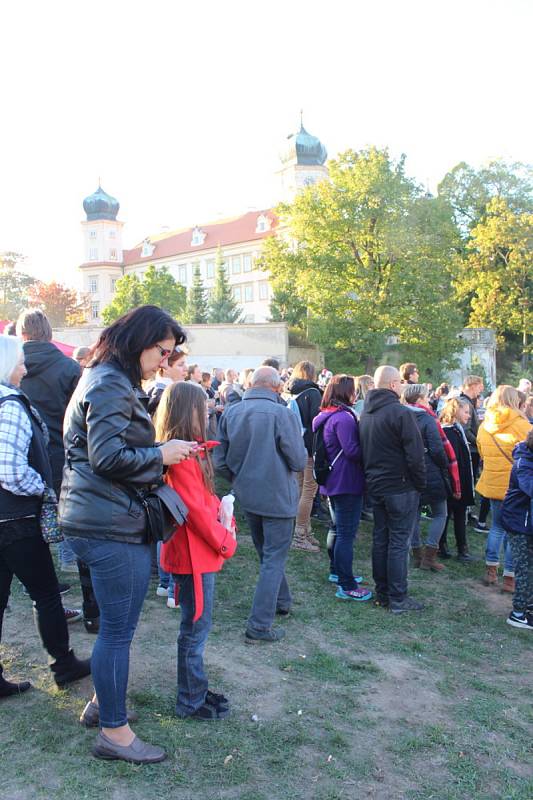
[191, 227, 206, 246]
[141, 238, 155, 258]
[256, 214, 271, 233]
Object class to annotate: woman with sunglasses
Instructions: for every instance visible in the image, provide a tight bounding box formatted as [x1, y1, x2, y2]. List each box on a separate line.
[59, 305, 196, 764]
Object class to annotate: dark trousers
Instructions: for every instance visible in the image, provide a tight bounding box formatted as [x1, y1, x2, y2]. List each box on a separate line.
[0, 519, 69, 677]
[328, 494, 363, 590]
[508, 533, 533, 613]
[244, 513, 293, 633]
[371, 490, 419, 604]
[174, 572, 215, 717]
[444, 499, 469, 554]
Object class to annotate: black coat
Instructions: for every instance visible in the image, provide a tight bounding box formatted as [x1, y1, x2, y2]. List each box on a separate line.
[442, 423, 475, 506]
[20, 341, 80, 491]
[407, 406, 449, 503]
[287, 378, 322, 456]
[359, 389, 426, 497]
[59, 362, 164, 543]
[459, 393, 480, 453]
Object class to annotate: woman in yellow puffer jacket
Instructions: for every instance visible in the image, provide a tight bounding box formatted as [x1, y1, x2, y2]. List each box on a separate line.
[477, 385, 532, 590]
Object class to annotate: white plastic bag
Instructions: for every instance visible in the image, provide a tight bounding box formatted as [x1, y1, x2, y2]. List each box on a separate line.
[219, 494, 235, 531]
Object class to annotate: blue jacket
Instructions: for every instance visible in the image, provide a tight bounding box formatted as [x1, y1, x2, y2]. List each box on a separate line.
[501, 442, 533, 535]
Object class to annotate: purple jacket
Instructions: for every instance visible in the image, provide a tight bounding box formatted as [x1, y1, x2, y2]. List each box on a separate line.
[312, 407, 365, 496]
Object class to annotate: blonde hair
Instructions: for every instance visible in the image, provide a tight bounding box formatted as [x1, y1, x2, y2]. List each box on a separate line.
[154, 381, 214, 493]
[0, 335, 23, 384]
[486, 385, 524, 413]
[462, 375, 483, 389]
[354, 374, 373, 400]
[439, 397, 470, 425]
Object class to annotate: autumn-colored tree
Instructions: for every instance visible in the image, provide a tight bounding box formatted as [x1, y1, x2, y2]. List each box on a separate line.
[0, 251, 35, 320]
[27, 281, 89, 327]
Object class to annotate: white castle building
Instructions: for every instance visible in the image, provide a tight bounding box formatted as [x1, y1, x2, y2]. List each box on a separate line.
[79, 121, 329, 324]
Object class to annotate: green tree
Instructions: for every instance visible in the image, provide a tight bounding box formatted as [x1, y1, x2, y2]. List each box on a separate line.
[184, 264, 209, 323]
[457, 198, 533, 370]
[102, 266, 185, 324]
[0, 251, 36, 320]
[101, 274, 145, 324]
[438, 160, 533, 236]
[262, 147, 464, 374]
[208, 247, 241, 323]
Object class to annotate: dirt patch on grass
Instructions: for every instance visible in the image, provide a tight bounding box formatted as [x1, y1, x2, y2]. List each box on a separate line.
[464, 578, 512, 615]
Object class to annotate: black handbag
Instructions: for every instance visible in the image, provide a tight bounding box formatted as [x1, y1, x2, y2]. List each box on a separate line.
[132, 483, 188, 543]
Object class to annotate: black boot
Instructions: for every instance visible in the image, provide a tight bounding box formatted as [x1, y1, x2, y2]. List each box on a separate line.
[50, 650, 91, 688]
[438, 531, 452, 560]
[0, 664, 31, 699]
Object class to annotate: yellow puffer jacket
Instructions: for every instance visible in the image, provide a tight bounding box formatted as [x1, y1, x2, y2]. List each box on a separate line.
[476, 407, 531, 500]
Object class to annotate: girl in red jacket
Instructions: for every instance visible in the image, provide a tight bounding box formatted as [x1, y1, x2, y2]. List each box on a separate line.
[155, 381, 237, 720]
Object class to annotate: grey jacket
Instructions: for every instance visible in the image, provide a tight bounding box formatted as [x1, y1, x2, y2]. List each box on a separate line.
[214, 387, 307, 518]
[59, 361, 164, 542]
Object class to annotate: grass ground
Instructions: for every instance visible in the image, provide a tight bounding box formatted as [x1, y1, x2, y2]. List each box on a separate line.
[1, 500, 532, 800]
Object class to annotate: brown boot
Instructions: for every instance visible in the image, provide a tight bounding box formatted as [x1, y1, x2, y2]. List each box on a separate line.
[502, 575, 515, 593]
[420, 545, 445, 572]
[411, 547, 422, 568]
[483, 565, 498, 586]
[291, 527, 319, 553]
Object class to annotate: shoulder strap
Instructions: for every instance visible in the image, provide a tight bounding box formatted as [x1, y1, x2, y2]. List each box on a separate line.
[487, 430, 514, 465]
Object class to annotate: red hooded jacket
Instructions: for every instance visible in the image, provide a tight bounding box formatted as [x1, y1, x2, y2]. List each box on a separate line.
[160, 457, 237, 621]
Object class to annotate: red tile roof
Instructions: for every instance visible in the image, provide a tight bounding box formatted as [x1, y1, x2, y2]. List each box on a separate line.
[122, 210, 277, 266]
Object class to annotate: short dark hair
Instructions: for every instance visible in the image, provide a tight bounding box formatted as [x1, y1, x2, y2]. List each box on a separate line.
[399, 362, 418, 382]
[90, 305, 186, 386]
[321, 374, 355, 408]
[262, 357, 280, 371]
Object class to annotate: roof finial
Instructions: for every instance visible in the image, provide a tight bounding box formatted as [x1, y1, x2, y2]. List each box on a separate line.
[98, 176, 101, 189]
[300, 109, 304, 131]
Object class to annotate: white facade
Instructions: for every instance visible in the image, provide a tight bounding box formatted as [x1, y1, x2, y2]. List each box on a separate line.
[80, 218, 124, 321]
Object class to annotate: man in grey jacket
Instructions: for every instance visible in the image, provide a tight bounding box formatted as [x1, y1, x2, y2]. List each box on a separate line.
[214, 367, 307, 643]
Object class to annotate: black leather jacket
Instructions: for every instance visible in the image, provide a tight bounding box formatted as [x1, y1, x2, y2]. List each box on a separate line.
[59, 362, 164, 543]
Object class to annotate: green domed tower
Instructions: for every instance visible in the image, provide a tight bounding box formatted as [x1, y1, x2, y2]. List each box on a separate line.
[277, 116, 329, 201]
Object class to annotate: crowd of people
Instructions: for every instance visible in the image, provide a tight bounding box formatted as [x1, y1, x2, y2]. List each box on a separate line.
[0, 304, 532, 766]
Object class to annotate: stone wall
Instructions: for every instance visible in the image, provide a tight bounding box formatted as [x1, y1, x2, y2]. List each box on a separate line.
[448, 328, 497, 390]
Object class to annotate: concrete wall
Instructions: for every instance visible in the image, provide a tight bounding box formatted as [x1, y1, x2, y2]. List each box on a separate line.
[447, 328, 497, 390]
[53, 322, 291, 371]
[288, 345, 325, 369]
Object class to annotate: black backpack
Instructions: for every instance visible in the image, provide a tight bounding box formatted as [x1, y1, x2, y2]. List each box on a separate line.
[312, 411, 343, 484]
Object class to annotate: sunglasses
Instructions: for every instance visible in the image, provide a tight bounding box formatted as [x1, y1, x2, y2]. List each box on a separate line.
[155, 344, 173, 359]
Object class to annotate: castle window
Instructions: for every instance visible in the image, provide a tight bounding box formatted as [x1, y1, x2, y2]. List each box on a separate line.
[89, 230, 97, 240]
[110, 277, 118, 293]
[256, 214, 271, 233]
[141, 239, 155, 258]
[90, 302, 99, 320]
[108, 230, 116, 239]
[243, 284, 253, 303]
[89, 248, 98, 261]
[109, 248, 117, 261]
[191, 227, 206, 246]
[231, 256, 241, 274]
[88, 276, 98, 294]
[243, 254, 252, 273]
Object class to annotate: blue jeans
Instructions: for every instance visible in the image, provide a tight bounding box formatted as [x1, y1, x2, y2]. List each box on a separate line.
[410, 499, 448, 549]
[157, 540, 175, 598]
[174, 572, 215, 717]
[58, 538, 77, 567]
[245, 513, 293, 633]
[485, 499, 514, 575]
[66, 536, 151, 728]
[328, 494, 363, 590]
[371, 490, 420, 604]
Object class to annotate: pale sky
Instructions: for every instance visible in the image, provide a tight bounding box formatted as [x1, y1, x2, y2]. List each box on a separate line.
[1, 0, 532, 285]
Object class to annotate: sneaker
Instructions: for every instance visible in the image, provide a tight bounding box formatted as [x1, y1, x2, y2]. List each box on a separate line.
[390, 597, 425, 614]
[64, 607, 83, 624]
[328, 573, 339, 583]
[506, 611, 533, 631]
[335, 586, 372, 602]
[167, 597, 178, 609]
[244, 627, 285, 644]
[474, 522, 489, 533]
[467, 513, 479, 526]
[58, 582, 71, 596]
[156, 585, 168, 598]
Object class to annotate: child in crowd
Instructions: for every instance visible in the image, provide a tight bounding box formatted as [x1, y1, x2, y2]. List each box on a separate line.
[501, 429, 533, 630]
[439, 398, 476, 561]
[154, 381, 237, 719]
